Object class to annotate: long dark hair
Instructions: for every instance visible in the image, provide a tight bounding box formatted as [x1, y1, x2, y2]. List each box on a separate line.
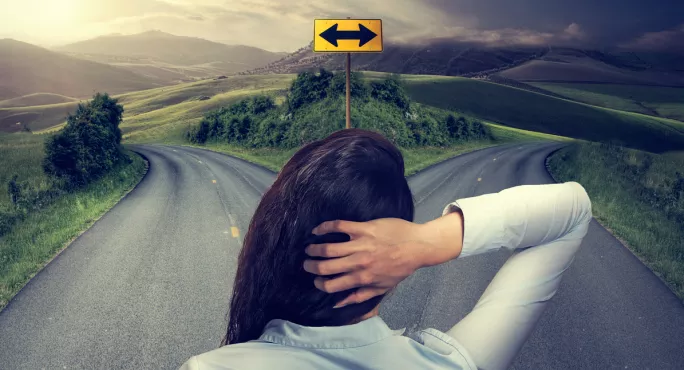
[223, 129, 414, 345]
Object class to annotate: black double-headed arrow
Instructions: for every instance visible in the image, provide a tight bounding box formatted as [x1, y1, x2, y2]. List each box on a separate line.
[319, 23, 377, 47]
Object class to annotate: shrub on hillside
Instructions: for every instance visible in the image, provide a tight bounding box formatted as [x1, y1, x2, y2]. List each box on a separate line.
[445, 114, 491, 142]
[287, 69, 334, 111]
[328, 71, 369, 99]
[43, 93, 124, 187]
[187, 95, 278, 145]
[371, 75, 410, 111]
[187, 70, 493, 149]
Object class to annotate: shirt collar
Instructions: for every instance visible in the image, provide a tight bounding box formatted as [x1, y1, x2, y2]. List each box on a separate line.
[258, 316, 406, 349]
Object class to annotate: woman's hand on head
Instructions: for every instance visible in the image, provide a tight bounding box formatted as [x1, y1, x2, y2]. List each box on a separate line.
[303, 215, 462, 308]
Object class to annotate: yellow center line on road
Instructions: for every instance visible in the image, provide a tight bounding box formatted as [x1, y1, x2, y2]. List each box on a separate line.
[231, 227, 240, 238]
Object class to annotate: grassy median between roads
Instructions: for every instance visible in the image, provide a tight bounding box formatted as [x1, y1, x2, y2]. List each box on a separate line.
[547, 142, 684, 300]
[0, 142, 147, 310]
[183, 140, 500, 176]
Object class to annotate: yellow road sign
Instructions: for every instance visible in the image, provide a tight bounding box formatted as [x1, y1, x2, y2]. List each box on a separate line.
[314, 19, 383, 53]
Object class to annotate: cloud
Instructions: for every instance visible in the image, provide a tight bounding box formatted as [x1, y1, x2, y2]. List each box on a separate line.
[559, 23, 585, 41]
[620, 24, 684, 51]
[396, 23, 587, 47]
[76, 0, 479, 51]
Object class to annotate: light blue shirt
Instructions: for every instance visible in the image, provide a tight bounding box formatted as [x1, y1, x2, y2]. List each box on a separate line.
[179, 182, 592, 370]
[180, 316, 477, 370]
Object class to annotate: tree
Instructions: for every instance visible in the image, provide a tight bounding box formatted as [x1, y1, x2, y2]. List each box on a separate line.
[43, 93, 124, 187]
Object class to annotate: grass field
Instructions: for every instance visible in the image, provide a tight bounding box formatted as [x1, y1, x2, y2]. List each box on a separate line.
[402, 77, 684, 153]
[530, 82, 684, 122]
[0, 137, 147, 310]
[11, 73, 684, 155]
[1, 74, 295, 134]
[548, 143, 684, 301]
[0, 134, 50, 214]
[0, 93, 78, 108]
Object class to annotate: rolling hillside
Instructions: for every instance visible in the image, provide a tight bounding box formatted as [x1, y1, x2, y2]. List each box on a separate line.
[58, 31, 285, 81]
[529, 82, 684, 121]
[248, 41, 684, 87]
[0, 39, 164, 100]
[0, 74, 295, 133]
[0, 93, 78, 108]
[8, 73, 683, 152]
[497, 48, 684, 86]
[246, 40, 547, 77]
[400, 75, 684, 152]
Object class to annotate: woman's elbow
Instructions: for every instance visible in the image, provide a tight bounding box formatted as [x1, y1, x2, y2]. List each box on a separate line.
[568, 181, 593, 231]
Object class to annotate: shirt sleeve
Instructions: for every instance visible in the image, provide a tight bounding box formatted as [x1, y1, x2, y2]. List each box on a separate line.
[178, 356, 201, 370]
[441, 182, 592, 370]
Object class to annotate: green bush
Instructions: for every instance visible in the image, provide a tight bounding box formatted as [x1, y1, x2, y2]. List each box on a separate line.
[43, 93, 124, 187]
[186, 69, 492, 149]
[371, 76, 410, 111]
[329, 71, 369, 99]
[287, 69, 334, 111]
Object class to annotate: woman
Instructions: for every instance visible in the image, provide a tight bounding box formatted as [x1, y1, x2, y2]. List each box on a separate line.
[180, 129, 592, 370]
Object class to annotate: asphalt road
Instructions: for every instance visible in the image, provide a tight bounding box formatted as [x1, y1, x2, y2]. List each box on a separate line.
[1, 142, 683, 369]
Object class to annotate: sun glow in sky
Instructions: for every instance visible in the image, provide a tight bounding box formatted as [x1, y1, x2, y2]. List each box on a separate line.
[0, 0, 682, 51]
[1, 0, 101, 46]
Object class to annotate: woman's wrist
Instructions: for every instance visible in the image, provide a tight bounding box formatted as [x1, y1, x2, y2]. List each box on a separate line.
[416, 211, 464, 268]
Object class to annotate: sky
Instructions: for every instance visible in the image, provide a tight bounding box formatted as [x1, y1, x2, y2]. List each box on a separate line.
[0, 0, 682, 52]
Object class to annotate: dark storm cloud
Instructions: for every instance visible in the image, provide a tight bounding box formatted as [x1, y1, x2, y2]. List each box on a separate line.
[4, 0, 682, 51]
[423, 0, 684, 47]
[622, 24, 684, 52]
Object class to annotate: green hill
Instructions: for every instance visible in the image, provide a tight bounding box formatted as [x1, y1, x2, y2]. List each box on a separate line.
[8, 72, 684, 153]
[57, 31, 284, 81]
[0, 93, 78, 108]
[529, 82, 684, 122]
[1, 74, 294, 133]
[185, 71, 493, 149]
[401, 76, 684, 153]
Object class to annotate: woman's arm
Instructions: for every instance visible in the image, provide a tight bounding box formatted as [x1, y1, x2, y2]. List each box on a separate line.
[305, 182, 590, 298]
[442, 182, 592, 370]
[305, 182, 591, 368]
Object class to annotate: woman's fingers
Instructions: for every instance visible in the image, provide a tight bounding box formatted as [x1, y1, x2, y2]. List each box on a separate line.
[305, 240, 365, 258]
[312, 269, 374, 293]
[334, 287, 387, 308]
[303, 252, 368, 276]
[312, 219, 368, 237]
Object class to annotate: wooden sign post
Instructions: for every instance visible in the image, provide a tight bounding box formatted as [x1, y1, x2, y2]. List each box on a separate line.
[313, 19, 383, 129]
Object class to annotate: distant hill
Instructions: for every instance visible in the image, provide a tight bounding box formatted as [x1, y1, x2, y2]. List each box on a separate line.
[497, 47, 684, 86]
[246, 39, 684, 87]
[0, 39, 164, 100]
[246, 40, 546, 77]
[57, 31, 285, 82]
